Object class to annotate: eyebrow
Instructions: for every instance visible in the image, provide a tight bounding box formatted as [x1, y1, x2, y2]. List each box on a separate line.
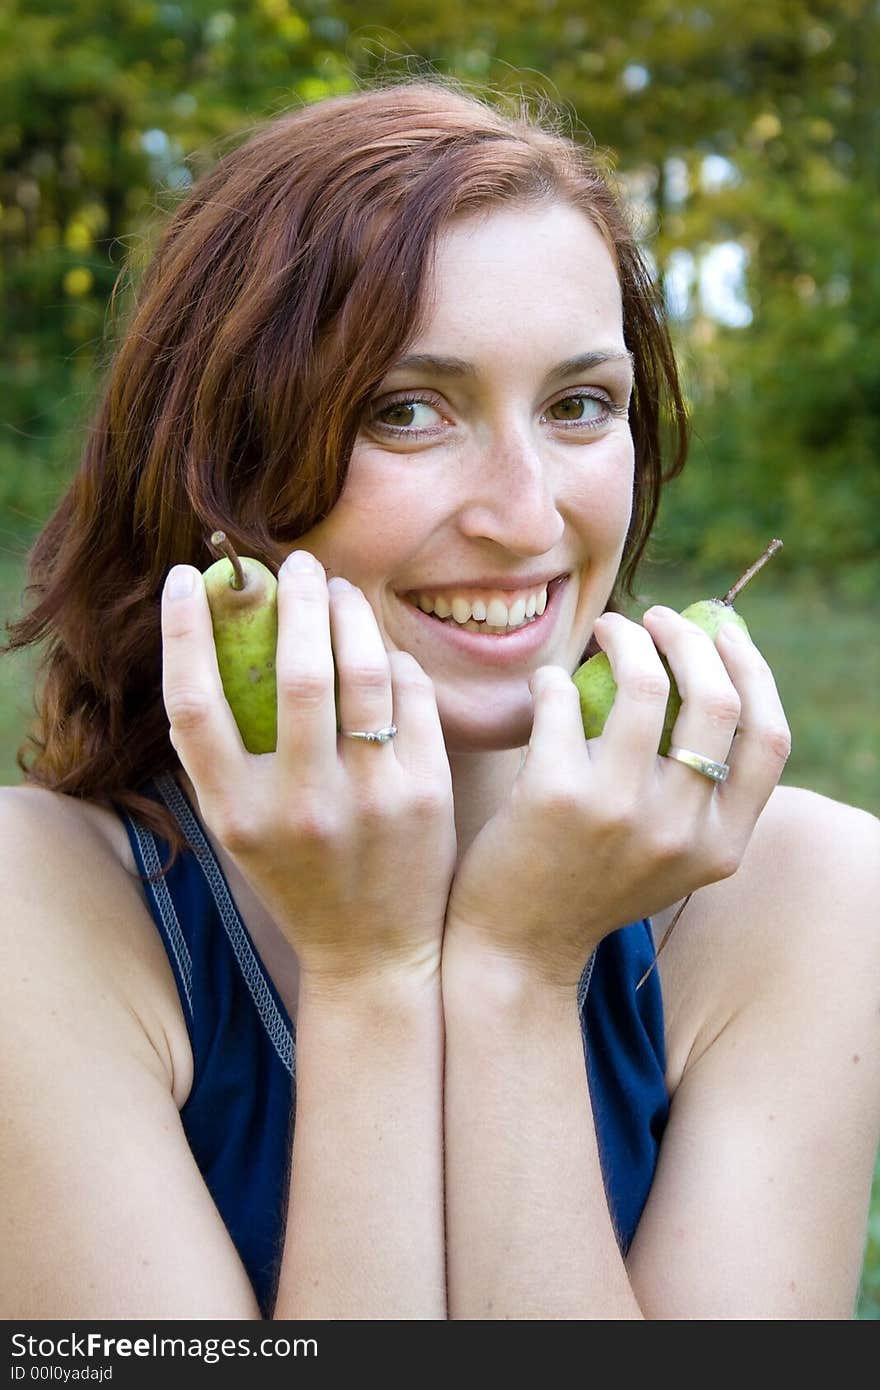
[386, 350, 635, 384]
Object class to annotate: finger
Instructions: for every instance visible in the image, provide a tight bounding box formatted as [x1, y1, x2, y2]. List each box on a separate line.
[328, 577, 395, 758]
[386, 649, 452, 786]
[589, 612, 671, 786]
[274, 550, 338, 776]
[642, 606, 740, 789]
[526, 663, 590, 780]
[161, 565, 249, 796]
[714, 621, 792, 829]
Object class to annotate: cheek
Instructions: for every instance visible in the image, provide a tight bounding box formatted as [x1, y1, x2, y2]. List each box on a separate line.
[307, 468, 431, 576]
[567, 439, 635, 540]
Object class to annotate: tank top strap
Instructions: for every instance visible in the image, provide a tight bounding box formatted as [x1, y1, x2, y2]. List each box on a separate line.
[122, 771, 294, 1078]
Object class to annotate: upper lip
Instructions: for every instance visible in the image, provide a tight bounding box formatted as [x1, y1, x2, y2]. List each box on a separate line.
[400, 571, 569, 595]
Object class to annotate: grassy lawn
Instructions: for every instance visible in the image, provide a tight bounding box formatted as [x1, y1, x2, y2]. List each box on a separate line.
[2, 538, 878, 1315]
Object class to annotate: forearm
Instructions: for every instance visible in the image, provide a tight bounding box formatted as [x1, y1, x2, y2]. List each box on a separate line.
[273, 968, 446, 1319]
[441, 942, 643, 1320]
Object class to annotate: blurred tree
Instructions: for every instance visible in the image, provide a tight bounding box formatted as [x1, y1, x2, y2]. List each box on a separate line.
[2, 0, 877, 580]
[0, 0, 346, 523]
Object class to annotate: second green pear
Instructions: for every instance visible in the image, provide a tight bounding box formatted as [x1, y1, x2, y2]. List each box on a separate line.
[572, 598, 749, 755]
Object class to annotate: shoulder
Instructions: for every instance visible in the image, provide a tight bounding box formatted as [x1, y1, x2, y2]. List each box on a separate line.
[631, 785, 880, 1317]
[0, 783, 192, 1107]
[658, 783, 880, 1091]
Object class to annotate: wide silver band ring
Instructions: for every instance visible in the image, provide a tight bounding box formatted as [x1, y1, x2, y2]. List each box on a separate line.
[665, 745, 730, 783]
[341, 724, 398, 745]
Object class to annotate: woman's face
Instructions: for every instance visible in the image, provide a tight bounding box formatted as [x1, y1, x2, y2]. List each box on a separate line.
[296, 199, 635, 752]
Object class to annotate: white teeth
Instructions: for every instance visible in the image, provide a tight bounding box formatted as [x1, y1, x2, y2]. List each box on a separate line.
[411, 584, 550, 630]
[485, 597, 511, 626]
[507, 598, 526, 626]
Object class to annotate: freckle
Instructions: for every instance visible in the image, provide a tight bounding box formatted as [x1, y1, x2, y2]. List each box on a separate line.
[768, 1175, 774, 1183]
[768, 1113, 775, 1122]
[790, 1280, 797, 1292]
[853, 1054, 860, 1063]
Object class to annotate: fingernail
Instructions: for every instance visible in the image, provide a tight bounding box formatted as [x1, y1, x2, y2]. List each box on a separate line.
[167, 566, 195, 599]
[643, 605, 676, 621]
[328, 576, 353, 594]
[720, 621, 748, 644]
[282, 550, 318, 574]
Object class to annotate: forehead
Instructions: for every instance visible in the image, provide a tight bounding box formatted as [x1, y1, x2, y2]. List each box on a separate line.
[417, 201, 625, 349]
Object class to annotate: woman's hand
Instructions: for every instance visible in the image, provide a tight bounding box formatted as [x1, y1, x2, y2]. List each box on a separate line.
[161, 550, 457, 989]
[443, 606, 792, 991]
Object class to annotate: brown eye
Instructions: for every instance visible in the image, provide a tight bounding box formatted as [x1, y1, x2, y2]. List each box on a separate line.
[369, 395, 445, 435]
[378, 403, 418, 427]
[547, 394, 606, 422]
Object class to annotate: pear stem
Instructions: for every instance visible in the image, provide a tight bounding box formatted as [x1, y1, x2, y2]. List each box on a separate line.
[209, 530, 246, 591]
[721, 538, 783, 606]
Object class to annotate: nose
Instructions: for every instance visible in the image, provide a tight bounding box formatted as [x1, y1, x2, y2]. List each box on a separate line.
[457, 426, 565, 556]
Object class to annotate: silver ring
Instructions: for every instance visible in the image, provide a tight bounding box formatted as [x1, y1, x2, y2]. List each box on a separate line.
[341, 724, 398, 745]
[665, 745, 730, 783]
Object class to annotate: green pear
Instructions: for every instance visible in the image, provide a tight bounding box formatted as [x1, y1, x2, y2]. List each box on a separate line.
[202, 531, 341, 753]
[202, 532, 279, 754]
[572, 541, 781, 754]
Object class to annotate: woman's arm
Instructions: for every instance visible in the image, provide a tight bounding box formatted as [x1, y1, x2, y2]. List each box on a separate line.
[0, 790, 263, 1319]
[274, 966, 446, 1319]
[626, 788, 880, 1319]
[159, 555, 456, 1317]
[436, 607, 798, 1318]
[441, 789, 880, 1320]
[1, 789, 447, 1320]
[441, 944, 642, 1319]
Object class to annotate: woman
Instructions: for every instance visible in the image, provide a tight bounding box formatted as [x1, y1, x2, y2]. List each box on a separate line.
[2, 76, 878, 1321]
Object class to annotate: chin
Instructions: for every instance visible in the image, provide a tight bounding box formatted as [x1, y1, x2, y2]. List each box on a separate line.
[438, 703, 534, 754]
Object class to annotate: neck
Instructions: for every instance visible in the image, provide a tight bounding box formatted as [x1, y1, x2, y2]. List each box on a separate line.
[448, 745, 525, 864]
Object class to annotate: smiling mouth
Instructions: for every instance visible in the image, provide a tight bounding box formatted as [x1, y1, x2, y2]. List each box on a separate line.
[400, 575, 567, 636]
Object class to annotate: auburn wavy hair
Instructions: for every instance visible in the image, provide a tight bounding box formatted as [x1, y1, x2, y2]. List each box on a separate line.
[3, 73, 689, 869]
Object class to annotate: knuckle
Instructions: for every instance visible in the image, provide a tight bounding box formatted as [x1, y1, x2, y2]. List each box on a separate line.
[290, 803, 341, 845]
[628, 669, 670, 704]
[218, 820, 255, 855]
[212, 805, 258, 853]
[651, 826, 688, 863]
[541, 781, 586, 822]
[342, 661, 389, 693]
[710, 844, 742, 880]
[699, 689, 741, 726]
[761, 721, 793, 764]
[165, 688, 212, 732]
[405, 782, 449, 822]
[275, 667, 330, 706]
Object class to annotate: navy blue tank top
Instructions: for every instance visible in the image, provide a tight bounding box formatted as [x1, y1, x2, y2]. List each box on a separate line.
[119, 772, 669, 1316]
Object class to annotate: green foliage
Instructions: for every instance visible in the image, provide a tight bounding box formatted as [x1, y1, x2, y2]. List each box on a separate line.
[0, 0, 352, 512]
[3, 1, 878, 578]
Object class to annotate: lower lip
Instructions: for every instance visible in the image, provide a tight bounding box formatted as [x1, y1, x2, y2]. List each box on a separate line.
[398, 575, 570, 667]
